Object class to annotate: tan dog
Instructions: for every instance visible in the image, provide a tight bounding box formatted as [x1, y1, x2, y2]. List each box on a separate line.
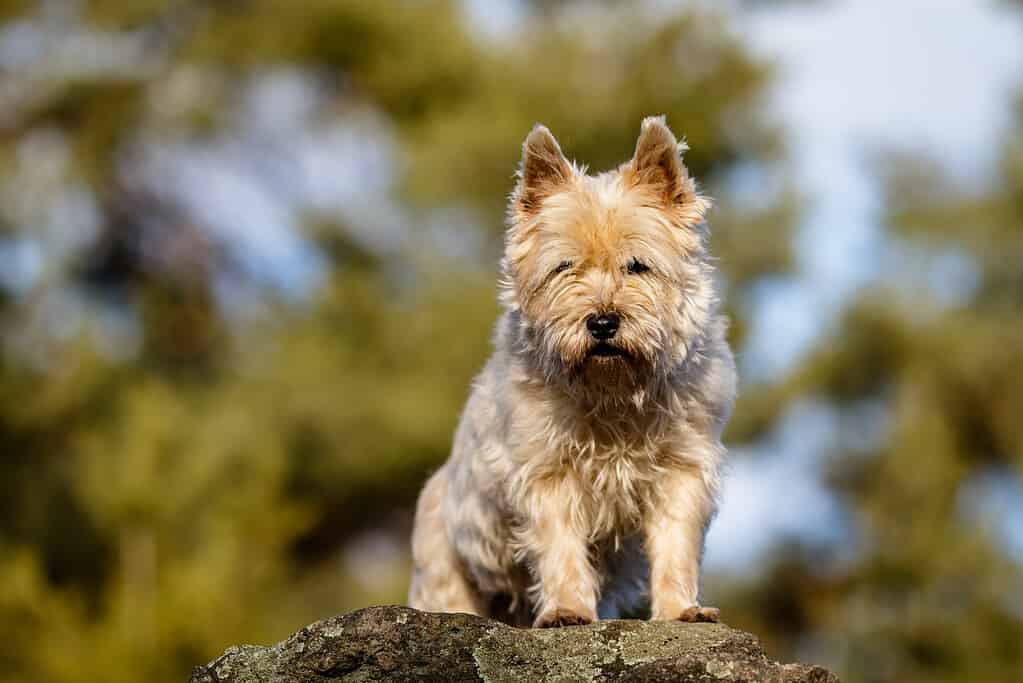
[409, 117, 735, 628]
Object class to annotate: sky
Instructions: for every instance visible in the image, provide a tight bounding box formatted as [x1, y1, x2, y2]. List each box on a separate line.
[704, 0, 1023, 572]
[735, 0, 1023, 379]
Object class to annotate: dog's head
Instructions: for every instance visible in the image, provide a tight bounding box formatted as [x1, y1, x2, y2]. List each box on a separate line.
[501, 117, 716, 393]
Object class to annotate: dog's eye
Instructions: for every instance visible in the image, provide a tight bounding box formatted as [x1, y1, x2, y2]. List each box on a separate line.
[627, 259, 650, 275]
[552, 261, 573, 275]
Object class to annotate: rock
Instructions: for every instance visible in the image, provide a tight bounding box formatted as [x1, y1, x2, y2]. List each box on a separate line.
[190, 605, 839, 682]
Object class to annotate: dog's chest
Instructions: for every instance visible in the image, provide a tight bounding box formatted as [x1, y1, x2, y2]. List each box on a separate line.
[517, 423, 674, 538]
[507, 389, 688, 537]
[574, 434, 662, 484]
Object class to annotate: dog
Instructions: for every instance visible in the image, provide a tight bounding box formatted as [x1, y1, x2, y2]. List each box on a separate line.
[408, 116, 735, 628]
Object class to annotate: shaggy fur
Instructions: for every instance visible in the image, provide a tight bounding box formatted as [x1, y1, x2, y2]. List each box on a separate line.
[408, 117, 736, 628]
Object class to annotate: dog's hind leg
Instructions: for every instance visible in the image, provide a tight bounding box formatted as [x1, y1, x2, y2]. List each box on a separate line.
[408, 467, 486, 616]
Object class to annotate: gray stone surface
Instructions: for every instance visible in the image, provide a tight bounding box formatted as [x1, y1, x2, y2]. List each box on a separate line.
[190, 605, 839, 682]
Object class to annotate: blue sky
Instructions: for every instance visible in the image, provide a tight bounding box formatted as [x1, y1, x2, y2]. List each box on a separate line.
[735, 0, 1023, 379]
[704, 0, 1023, 571]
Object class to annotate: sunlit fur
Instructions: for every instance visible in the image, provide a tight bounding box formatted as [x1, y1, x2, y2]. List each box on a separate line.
[409, 117, 736, 628]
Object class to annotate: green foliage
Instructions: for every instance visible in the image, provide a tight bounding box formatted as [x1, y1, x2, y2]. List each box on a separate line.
[720, 99, 1023, 682]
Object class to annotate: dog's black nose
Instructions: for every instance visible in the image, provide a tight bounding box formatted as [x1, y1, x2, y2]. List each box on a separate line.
[587, 313, 620, 341]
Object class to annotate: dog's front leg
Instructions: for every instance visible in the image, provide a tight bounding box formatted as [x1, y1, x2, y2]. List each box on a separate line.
[645, 463, 720, 623]
[519, 477, 599, 628]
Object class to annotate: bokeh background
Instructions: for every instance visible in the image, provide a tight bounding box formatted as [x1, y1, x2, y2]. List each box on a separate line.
[1, 1, 1021, 681]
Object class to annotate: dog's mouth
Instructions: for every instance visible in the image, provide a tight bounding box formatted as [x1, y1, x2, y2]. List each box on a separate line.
[587, 342, 628, 359]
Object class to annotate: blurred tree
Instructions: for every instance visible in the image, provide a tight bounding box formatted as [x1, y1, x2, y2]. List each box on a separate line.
[718, 96, 1023, 681]
[0, 1, 794, 681]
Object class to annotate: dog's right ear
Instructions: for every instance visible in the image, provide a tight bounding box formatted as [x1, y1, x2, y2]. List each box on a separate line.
[512, 125, 573, 215]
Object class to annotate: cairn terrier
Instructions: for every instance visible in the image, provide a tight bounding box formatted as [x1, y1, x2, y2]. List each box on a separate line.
[409, 117, 735, 628]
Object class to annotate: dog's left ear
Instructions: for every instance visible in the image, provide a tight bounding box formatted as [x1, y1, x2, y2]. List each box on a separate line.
[513, 124, 574, 215]
[630, 116, 706, 212]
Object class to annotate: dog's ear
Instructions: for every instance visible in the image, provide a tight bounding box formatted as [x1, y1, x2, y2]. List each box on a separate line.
[630, 116, 703, 209]
[513, 124, 573, 215]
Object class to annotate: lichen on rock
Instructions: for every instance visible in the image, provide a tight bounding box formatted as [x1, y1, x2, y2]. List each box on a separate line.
[190, 605, 839, 682]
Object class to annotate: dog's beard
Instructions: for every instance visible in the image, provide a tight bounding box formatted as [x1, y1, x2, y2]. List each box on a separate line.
[541, 331, 668, 405]
[515, 311, 684, 408]
[577, 353, 646, 394]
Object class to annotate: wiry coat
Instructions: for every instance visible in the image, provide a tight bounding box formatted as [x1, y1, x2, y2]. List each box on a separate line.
[409, 117, 736, 628]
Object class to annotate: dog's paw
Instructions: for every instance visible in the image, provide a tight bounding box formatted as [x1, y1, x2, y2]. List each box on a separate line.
[533, 608, 594, 628]
[676, 605, 721, 623]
